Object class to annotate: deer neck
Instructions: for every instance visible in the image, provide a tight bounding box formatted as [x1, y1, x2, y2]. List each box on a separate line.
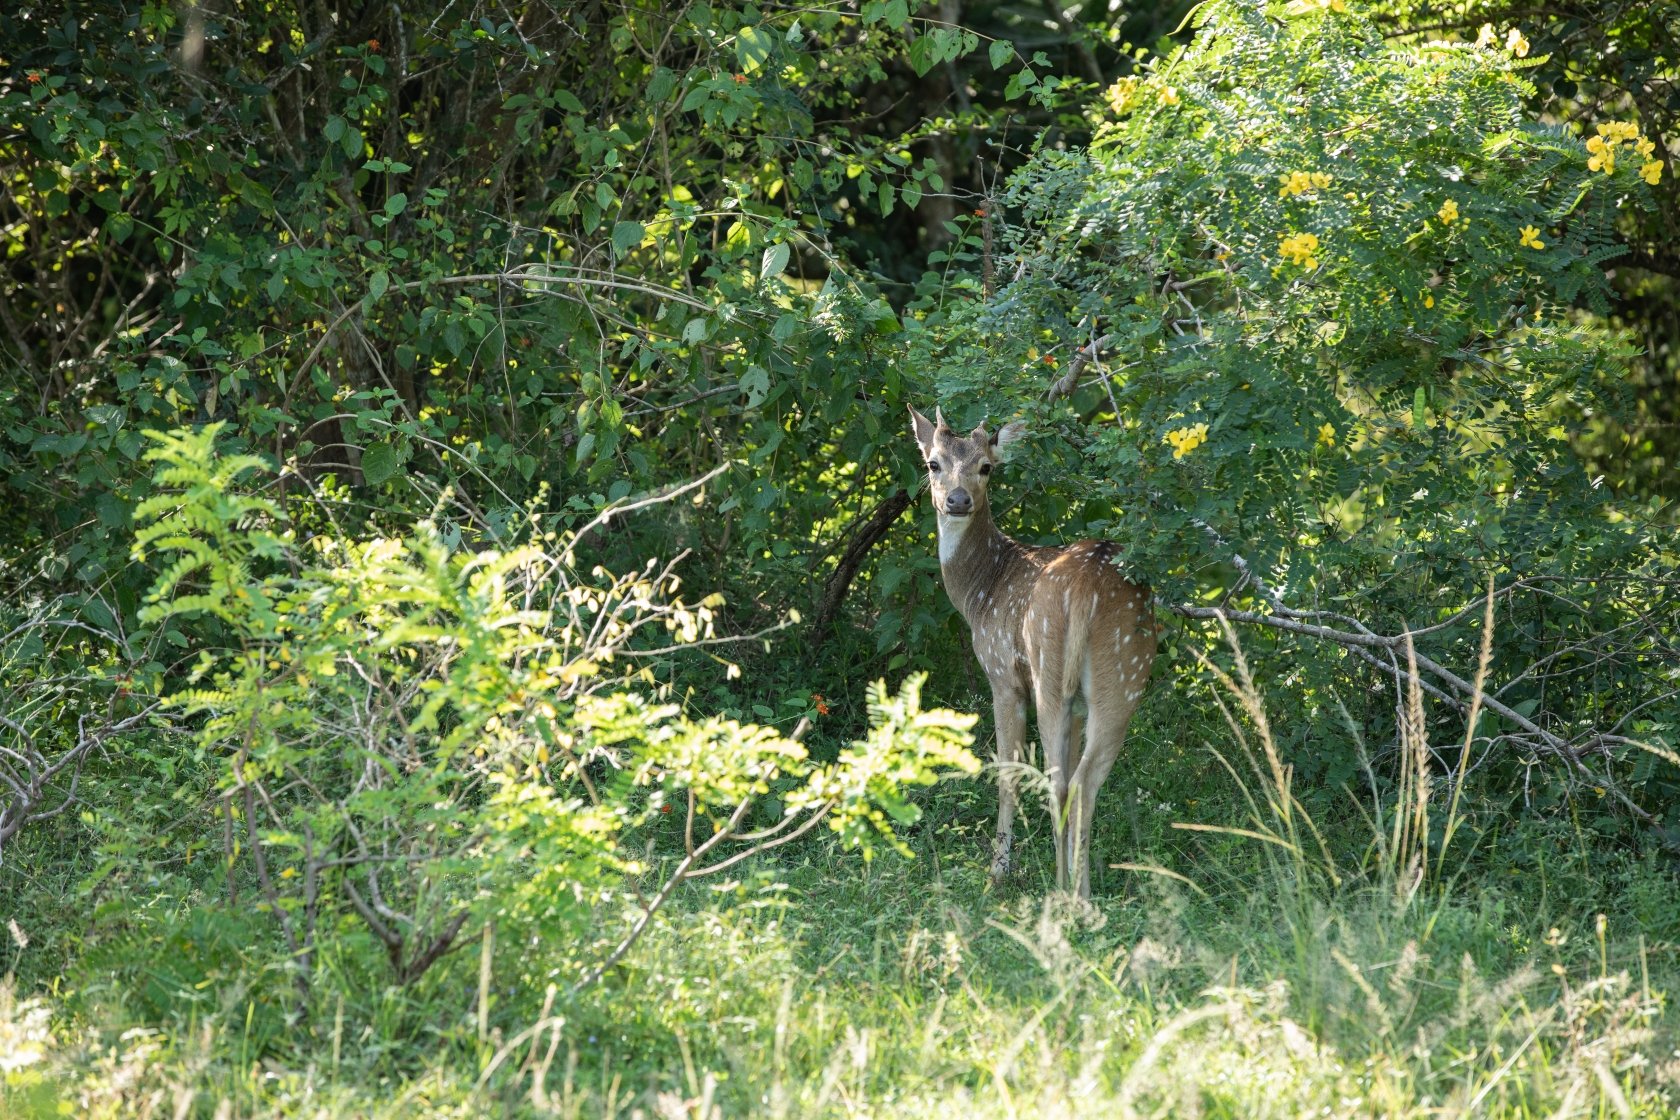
[936, 501, 1014, 622]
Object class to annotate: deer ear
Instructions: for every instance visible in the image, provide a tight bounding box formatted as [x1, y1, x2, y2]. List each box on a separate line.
[910, 408, 937, 456]
[990, 421, 1028, 458]
[934, 407, 952, 432]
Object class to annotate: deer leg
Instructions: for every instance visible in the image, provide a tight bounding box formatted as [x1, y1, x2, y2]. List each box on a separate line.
[1067, 707, 1086, 800]
[1033, 675, 1075, 892]
[990, 685, 1027, 885]
[1068, 704, 1137, 899]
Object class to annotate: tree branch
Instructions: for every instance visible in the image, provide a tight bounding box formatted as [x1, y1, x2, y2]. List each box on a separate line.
[810, 488, 912, 639]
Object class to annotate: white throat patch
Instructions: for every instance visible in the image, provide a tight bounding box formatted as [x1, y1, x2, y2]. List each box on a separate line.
[936, 512, 972, 565]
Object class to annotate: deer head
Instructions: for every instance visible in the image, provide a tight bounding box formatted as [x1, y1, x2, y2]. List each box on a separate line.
[910, 407, 1026, 519]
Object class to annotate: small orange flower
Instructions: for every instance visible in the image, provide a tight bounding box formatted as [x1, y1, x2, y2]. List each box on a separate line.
[974, 208, 986, 216]
[733, 74, 748, 83]
[366, 38, 380, 50]
[811, 695, 831, 716]
[27, 71, 43, 83]
[660, 803, 673, 813]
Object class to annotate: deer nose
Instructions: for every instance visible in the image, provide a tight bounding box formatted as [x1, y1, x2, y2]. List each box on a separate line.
[945, 488, 973, 516]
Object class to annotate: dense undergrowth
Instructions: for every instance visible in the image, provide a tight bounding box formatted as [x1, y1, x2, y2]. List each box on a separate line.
[4, 622, 1678, 1118]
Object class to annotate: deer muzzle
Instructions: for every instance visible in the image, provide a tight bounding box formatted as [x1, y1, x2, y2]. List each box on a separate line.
[944, 488, 973, 516]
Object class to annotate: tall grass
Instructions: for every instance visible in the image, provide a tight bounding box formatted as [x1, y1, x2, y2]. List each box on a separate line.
[5, 613, 1674, 1118]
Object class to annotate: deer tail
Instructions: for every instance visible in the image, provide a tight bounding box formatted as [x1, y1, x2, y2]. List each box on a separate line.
[1060, 590, 1096, 702]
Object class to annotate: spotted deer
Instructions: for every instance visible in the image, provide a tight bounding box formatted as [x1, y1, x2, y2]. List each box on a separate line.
[911, 408, 1156, 897]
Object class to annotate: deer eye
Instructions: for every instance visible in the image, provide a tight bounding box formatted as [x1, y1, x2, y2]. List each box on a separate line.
[979, 463, 992, 475]
[927, 460, 941, 472]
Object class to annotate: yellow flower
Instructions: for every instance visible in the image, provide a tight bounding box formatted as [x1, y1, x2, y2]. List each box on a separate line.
[1588, 151, 1615, 174]
[1505, 28, 1529, 57]
[1610, 121, 1640, 142]
[1424, 294, 1435, 308]
[1437, 198, 1459, 224]
[1158, 86, 1179, 106]
[1519, 225, 1545, 249]
[1164, 422, 1210, 459]
[1642, 161, 1664, 185]
[1317, 422, 1336, 446]
[1279, 171, 1330, 198]
[1105, 76, 1140, 114]
[1475, 23, 1497, 48]
[1279, 231, 1320, 268]
[1585, 135, 1606, 155]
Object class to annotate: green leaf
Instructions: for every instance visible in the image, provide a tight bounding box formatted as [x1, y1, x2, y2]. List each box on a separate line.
[990, 38, 1013, 69]
[369, 269, 390, 300]
[240, 179, 275, 214]
[360, 442, 404, 485]
[739, 365, 771, 408]
[647, 66, 677, 103]
[878, 180, 895, 217]
[82, 597, 116, 632]
[883, 0, 908, 29]
[681, 84, 711, 112]
[1412, 387, 1427, 428]
[761, 241, 790, 279]
[908, 36, 934, 76]
[736, 25, 774, 73]
[385, 193, 408, 217]
[324, 116, 346, 142]
[901, 178, 923, 211]
[554, 90, 585, 112]
[612, 221, 646, 257]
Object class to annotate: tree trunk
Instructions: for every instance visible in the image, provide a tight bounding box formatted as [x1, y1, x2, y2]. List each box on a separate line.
[811, 489, 913, 640]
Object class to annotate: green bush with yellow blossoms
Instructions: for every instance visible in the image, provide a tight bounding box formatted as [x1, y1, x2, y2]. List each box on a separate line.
[913, 0, 1679, 808]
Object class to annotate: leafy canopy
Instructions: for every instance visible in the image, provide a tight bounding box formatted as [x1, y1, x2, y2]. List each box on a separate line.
[931, 0, 1663, 604]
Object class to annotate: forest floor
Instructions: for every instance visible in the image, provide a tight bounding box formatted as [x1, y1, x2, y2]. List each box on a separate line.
[9, 687, 1680, 1119]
